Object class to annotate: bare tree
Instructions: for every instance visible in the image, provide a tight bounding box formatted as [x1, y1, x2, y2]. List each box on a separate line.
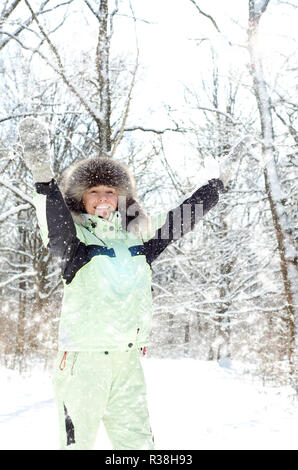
[247, 0, 297, 388]
[0, 1, 73, 51]
[0, 0, 144, 368]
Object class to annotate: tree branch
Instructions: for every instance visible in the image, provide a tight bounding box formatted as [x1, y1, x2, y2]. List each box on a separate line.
[0, 180, 33, 206]
[112, 125, 186, 140]
[0, 0, 22, 23]
[189, 0, 221, 33]
[0, 1, 73, 51]
[0, 270, 37, 289]
[0, 203, 31, 223]
[23, 0, 102, 124]
[110, 0, 138, 156]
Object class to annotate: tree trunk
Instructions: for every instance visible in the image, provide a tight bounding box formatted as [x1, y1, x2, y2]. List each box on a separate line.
[14, 227, 27, 372]
[247, 0, 297, 389]
[96, 0, 112, 153]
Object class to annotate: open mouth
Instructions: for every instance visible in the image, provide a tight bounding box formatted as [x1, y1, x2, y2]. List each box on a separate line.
[95, 205, 110, 210]
[94, 205, 112, 217]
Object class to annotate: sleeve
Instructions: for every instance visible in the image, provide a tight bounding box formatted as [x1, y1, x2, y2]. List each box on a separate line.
[143, 178, 224, 265]
[33, 179, 81, 261]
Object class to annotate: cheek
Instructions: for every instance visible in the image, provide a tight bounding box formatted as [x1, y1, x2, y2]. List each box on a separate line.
[110, 195, 118, 209]
[83, 194, 95, 209]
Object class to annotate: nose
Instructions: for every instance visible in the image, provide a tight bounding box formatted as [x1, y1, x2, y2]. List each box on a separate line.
[97, 192, 108, 202]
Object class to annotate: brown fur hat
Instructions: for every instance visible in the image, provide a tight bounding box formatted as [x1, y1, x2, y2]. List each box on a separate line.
[62, 157, 150, 237]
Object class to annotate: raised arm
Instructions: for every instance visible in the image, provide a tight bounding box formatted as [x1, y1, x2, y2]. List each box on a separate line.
[143, 178, 224, 265]
[18, 118, 80, 260]
[142, 136, 250, 265]
[34, 179, 80, 259]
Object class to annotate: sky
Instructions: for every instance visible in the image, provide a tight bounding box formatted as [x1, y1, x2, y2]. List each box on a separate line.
[23, 0, 296, 130]
[9, 0, 298, 110]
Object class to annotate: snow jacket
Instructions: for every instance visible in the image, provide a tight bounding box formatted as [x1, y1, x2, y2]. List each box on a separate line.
[33, 178, 223, 352]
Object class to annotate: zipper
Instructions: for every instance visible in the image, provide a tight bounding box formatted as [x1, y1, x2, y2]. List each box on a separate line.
[71, 352, 79, 375]
[59, 351, 79, 374]
[59, 351, 67, 370]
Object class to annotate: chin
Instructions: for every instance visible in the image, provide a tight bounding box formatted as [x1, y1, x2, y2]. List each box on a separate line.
[95, 211, 110, 219]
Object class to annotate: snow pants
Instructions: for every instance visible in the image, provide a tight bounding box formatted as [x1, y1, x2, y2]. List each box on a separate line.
[52, 350, 155, 450]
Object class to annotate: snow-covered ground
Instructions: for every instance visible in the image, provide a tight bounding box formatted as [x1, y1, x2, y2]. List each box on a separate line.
[0, 358, 297, 450]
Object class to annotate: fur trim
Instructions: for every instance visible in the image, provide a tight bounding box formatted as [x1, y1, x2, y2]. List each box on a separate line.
[62, 157, 150, 237]
[63, 157, 135, 213]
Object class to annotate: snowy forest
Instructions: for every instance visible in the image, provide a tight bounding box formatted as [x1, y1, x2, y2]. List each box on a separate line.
[0, 0, 297, 392]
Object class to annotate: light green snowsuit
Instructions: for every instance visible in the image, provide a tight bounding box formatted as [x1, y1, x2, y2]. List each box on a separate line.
[53, 350, 154, 450]
[34, 177, 222, 450]
[33, 181, 165, 450]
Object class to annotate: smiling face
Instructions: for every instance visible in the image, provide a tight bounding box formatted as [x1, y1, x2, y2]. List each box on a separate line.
[82, 185, 118, 219]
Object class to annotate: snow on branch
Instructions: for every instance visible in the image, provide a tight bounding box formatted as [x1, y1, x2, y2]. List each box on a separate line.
[191, 106, 241, 125]
[0, 0, 22, 22]
[0, 270, 37, 289]
[0, 0, 49, 50]
[0, 180, 33, 205]
[113, 125, 186, 139]
[0, 203, 31, 222]
[22, 0, 103, 125]
[0, 111, 83, 124]
[0, 247, 34, 260]
[0, 1, 74, 51]
[249, 0, 271, 20]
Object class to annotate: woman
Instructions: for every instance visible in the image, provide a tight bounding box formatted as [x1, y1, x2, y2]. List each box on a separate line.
[18, 117, 231, 450]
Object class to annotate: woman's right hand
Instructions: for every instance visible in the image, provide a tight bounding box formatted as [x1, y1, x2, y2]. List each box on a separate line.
[18, 117, 54, 183]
